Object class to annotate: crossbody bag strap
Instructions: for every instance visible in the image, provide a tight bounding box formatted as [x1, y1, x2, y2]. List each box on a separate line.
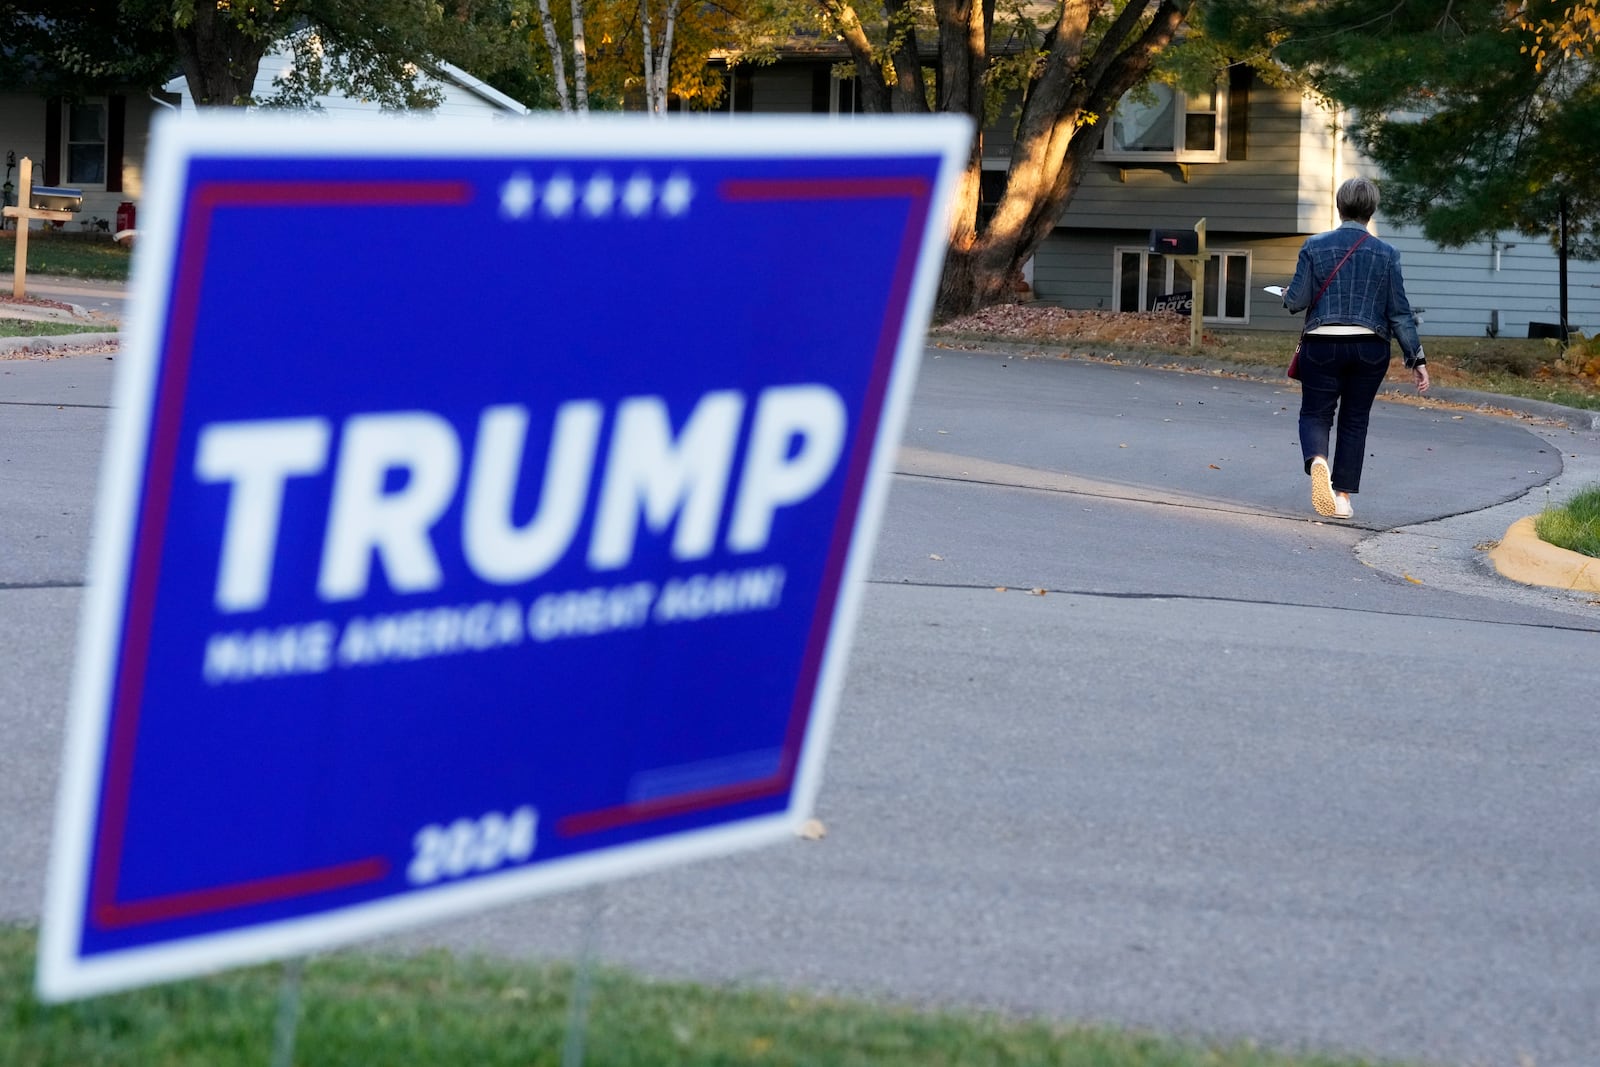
[1301, 233, 1370, 338]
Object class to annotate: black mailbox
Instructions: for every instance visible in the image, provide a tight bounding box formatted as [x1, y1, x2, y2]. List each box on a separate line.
[1148, 228, 1198, 255]
[30, 186, 83, 212]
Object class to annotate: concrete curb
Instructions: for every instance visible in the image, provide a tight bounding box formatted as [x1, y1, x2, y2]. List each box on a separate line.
[1489, 516, 1600, 593]
[0, 331, 119, 357]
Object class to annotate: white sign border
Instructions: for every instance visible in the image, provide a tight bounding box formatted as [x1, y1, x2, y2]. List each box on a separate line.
[38, 112, 972, 1002]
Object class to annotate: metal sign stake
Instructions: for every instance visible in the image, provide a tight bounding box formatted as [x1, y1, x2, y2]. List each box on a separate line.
[561, 886, 606, 1067]
[269, 957, 307, 1067]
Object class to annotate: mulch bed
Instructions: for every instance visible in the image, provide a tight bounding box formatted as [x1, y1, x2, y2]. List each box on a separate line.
[933, 304, 1206, 347]
[0, 292, 76, 314]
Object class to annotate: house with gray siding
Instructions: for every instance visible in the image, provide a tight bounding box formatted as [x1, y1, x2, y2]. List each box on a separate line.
[1033, 74, 1600, 339]
[728, 54, 1599, 339]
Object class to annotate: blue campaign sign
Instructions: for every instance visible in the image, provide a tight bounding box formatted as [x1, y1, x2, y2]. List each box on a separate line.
[38, 114, 970, 1000]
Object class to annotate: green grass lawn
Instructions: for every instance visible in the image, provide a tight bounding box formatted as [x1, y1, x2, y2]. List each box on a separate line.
[1, 925, 1406, 1067]
[0, 233, 132, 281]
[1536, 483, 1600, 558]
[0, 320, 112, 338]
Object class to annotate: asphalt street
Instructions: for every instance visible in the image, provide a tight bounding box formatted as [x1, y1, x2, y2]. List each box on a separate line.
[3, 344, 1599, 1066]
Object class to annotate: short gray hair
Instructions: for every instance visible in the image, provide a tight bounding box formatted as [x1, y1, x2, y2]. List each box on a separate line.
[1336, 177, 1380, 222]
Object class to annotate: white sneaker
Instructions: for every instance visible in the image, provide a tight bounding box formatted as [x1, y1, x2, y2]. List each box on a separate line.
[1310, 457, 1337, 516]
[1332, 492, 1353, 519]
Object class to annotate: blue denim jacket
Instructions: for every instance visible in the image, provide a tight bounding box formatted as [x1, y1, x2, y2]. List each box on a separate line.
[1285, 220, 1423, 367]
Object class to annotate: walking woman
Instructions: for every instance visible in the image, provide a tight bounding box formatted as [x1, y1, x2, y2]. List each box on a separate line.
[1284, 176, 1429, 519]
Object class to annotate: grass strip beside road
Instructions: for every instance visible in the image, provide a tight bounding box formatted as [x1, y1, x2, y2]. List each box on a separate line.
[1536, 483, 1600, 558]
[933, 313, 1600, 413]
[1, 926, 1408, 1067]
[0, 320, 112, 338]
[0, 235, 132, 281]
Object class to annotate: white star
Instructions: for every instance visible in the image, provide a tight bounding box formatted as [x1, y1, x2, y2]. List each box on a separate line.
[500, 172, 535, 219]
[621, 172, 655, 217]
[658, 172, 694, 217]
[582, 172, 616, 217]
[542, 172, 576, 218]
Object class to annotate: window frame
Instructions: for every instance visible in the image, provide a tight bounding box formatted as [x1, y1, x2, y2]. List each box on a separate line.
[1112, 246, 1253, 325]
[64, 98, 108, 187]
[1097, 82, 1227, 164]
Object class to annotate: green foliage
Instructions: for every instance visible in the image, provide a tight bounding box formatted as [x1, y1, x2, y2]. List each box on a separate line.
[2, 0, 530, 111]
[0, 2, 174, 95]
[1536, 484, 1600, 558]
[1200, 0, 1600, 258]
[516, 0, 809, 112]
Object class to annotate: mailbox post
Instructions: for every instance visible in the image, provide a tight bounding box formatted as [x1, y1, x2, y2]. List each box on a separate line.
[1148, 218, 1207, 350]
[1, 157, 79, 299]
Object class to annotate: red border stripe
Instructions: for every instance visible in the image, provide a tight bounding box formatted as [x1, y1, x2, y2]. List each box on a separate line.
[89, 179, 468, 933]
[720, 177, 929, 201]
[559, 173, 934, 839]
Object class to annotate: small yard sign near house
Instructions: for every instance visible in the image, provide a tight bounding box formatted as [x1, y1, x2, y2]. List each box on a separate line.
[1149, 291, 1192, 314]
[37, 113, 970, 1001]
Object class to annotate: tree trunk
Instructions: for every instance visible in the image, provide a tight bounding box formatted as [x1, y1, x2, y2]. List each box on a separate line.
[933, 0, 1193, 319]
[172, 4, 269, 106]
[570, 0, 591, 112]
[642, 0, 658, 112]
[823, 0, 895, 112]
[660, 0, 679, 112]
[536, 0, 573, 112]
[641, 0, 679, 114]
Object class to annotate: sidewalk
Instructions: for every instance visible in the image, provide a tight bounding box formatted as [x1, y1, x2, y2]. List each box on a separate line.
[0, 275, 125, 358]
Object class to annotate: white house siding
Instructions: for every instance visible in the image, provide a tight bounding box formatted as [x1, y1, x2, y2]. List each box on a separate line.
[0, 92, 173, 231]
[0, 94, 41, 208]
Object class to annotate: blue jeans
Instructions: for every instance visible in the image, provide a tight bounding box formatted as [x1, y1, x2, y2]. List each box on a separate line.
[1297, 335, 1390, 494]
